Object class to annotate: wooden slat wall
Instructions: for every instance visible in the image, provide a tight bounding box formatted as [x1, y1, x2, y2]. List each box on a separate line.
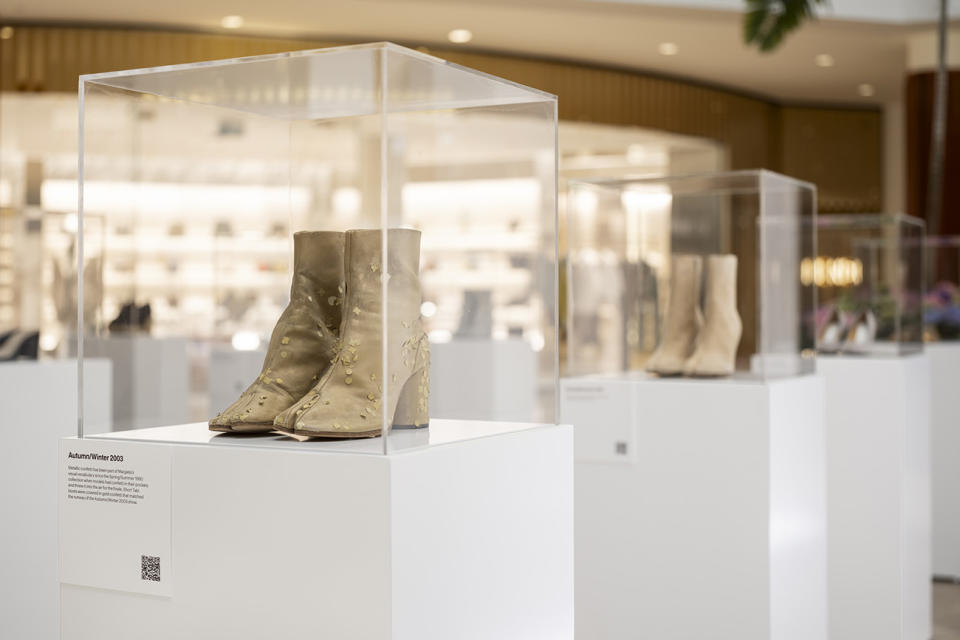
[0, 24, 883, 211]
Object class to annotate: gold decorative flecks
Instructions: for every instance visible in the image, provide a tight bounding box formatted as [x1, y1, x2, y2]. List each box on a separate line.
[281, 337, 290, 345]
[369, 373, 377, 381]
[370, 262, 379, 272]
[345, 368, 353, 375]
[324, 399, 331, 405]
[352, 306, 361, 316]
[401, 320, 410, 329]
[391, 374, 398, 383]
[367, 393, 375, 401]
[328, 296, 338, 306]
[345, 377, 353, 385]
[307, 295, 313, 302]
[276, 378, 284, 384]
[280, 351, 288, 358]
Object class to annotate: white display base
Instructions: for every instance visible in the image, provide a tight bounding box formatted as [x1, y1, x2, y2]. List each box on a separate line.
[561, 373, 827, 640]
[60, 420, 573, 639]
[930, 343, 960, 580]
[84, 336, 189, 430]
[207, 347, 266, 415]
[430, 338, 536, 422]
[820, 354, 932, 640]
[0, 359, 111, 640]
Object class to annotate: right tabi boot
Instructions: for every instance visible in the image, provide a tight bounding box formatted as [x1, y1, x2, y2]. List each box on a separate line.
[209, 231, 345, 433]
[645, 254, 703, 376]
[273, 228, 430, 439]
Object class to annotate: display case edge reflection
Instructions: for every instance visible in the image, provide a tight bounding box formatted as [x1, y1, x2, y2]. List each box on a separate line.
[564, 169, 817, 381]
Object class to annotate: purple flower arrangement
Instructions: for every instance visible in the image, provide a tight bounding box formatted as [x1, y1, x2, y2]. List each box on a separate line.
[925, 281, 960, 340]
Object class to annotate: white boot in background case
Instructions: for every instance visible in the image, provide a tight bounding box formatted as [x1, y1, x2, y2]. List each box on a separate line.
[646, 254, 703, 376]
[683, 254, 742, 377]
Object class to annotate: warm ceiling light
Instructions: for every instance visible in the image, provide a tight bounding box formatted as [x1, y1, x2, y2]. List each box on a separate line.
[0, 26, 13, 40]
[658, 42, 679, 56]
[858, 83, 876, 97]
[814, 53, 835, 68]
[447, 29, 473, 44]
[220, 15, 244, 29]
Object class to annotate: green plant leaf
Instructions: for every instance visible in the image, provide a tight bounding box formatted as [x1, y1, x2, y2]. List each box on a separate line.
[744, 0, 826, 52]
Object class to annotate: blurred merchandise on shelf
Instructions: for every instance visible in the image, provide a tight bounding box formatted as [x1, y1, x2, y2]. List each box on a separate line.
[566, 170, 816, 380]
[924, 237, 960, 342]
[815, 214, 925, 356]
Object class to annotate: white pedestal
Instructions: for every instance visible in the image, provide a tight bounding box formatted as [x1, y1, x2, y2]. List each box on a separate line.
[208, 347, 265, 414]
[0, 359, 111, 640]
[59, 420, 573, 639]
[84, 336, 189, 430]
[430, 338, 536, 422]
[561, 373, 827, 640]
[820, 354, 932, 640]
[930, 343, 960, 580]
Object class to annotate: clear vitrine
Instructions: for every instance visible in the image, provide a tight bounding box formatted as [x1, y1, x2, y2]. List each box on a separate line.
[815, 214, 925, 356]
[925, 236, 960, 342]
[565, 170, 816, 380]
[79, 43, 558, 452]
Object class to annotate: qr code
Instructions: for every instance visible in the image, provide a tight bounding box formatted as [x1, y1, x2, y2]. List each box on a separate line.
[141, 555, 160, 582]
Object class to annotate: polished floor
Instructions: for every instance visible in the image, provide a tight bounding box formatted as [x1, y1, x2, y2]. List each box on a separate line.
[936, 582, 960, 640]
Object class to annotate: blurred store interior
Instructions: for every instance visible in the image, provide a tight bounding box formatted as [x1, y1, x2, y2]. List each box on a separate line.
[1, 0, 960, 638]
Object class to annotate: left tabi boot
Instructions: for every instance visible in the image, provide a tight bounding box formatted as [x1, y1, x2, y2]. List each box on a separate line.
[209, 231, 346, 433]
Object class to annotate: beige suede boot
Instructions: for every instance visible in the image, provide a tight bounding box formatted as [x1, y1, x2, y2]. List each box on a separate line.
[209, 231, 345, 432]
[274, 228, 429, 438]
[645, 254, 703, 376]
[683, 254, 742, 377]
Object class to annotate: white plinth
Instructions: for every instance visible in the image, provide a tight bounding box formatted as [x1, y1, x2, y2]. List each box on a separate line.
[84, 336, 189, 430]
[820, 354, 932, 640]
[208, 347, 265, 415]
[561, 373, 827, 640]
[59, 420, 573, 639]
[0, 359, 111, 640]
[430, 338, 537, 422]
[930, 343, 960, 580]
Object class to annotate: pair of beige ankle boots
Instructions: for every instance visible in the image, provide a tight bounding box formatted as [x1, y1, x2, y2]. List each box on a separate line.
[646, 254, 742, 377]
[210, 229, 430, 439]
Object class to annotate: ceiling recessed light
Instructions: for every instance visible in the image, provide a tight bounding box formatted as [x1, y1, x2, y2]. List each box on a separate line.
[221, 15, 244, 29]
[0, 26, 13, 40]
[857, 83, 876, 97]
[447, 28, 472, 44]
[658, 42, 679, 56]
[814, 53, 835, 68]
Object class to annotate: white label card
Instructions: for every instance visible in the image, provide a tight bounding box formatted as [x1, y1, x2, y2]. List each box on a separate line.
[59, 439, 173, 596]
[561, 381, 637, 465]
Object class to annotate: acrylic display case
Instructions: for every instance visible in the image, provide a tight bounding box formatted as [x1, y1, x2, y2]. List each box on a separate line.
[564, 169, 816, 380]
[815, 214, 924, 356]
[77, 42, 559, 451]
[924, 236, 960, 342]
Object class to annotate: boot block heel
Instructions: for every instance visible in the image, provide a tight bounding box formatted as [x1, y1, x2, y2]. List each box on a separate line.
[392, 367, 430, 429]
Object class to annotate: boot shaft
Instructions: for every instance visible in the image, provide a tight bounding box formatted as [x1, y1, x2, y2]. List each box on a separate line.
[343, 228, 422, 323]
[703, 254, 738, 313]
[291, 231, 346, 330]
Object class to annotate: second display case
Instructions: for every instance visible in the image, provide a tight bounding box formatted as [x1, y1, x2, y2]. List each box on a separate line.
[565, 169, 816, 380]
